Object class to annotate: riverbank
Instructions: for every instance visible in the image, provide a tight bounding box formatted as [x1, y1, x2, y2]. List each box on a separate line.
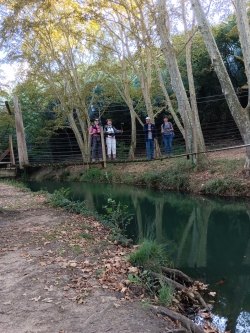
[0, 182, 173, 333]
[28, 147, 250, 197]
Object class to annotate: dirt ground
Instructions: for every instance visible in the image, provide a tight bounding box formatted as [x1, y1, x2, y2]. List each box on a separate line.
[0, 183, 177, 333]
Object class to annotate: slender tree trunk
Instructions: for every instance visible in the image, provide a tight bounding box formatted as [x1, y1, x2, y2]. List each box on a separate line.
[128, 109, 136, 160]
[155, 0, 193, 152]
[153, 55, 185, 137]
[68, 111, 86, 161]
[191, 0, 250, 169]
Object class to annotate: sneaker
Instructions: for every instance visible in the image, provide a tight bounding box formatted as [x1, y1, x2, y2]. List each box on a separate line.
[99, 158, 103, 161]
[92, 158, 96, 162]
[113, 158, 117, 161]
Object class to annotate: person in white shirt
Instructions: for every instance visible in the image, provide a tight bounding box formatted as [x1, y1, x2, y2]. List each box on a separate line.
[104, 119, 122, 161]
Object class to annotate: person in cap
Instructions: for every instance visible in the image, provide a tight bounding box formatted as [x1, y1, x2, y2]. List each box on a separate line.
[89, 118, 102, 162]
[143, 116, 156, 159]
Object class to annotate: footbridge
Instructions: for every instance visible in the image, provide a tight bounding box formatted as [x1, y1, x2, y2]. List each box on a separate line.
[0, 97, 247, 176]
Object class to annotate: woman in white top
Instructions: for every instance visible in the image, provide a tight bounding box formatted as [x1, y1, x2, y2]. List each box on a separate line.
[104, 119, 122, 161]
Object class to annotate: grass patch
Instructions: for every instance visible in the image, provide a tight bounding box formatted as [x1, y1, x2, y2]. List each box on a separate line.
[158, 280, 174, 306]
[43, 232, 55, 240]
[71, 245, 82, 255]
[78, 232, 94, 240]
[204, 177, 248, 196]
[129, 239, 168, 272]
[80, 168, 110, 183]
[0, 179, 29, 190]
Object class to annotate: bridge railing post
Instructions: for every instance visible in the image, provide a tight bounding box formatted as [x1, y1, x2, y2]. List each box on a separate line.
[100, 126, 106, 168]
[13, 96, 29, 169]
[9, 135, 15, 165]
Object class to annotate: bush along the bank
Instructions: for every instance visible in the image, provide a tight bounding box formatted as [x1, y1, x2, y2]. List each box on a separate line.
[99, 198, 133, 246]
[80, 165, 190, 190]
[204, 177, 249, 196]
[127, 240, 219, 333]
[47, 188, 132, 246]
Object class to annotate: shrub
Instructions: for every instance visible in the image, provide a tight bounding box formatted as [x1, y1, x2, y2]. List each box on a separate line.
[204, 178, 247, 196]
[58, 170, 70, 181]
[137, 169, 189, 190]
[129, 239, 168, 272]
[48, 188, 88, 214]
[80, 168, 108, 182]
[99, 198, 133, 245]
[158, 280, 174, 306]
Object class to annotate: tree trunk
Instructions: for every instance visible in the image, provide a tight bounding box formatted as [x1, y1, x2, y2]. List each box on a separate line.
[155, 0, 194, 153]
[128, 110, 136, 160]
[190, 0, 250, 168]
[68, 111, 86, 161]
[153, 55, 185, 137]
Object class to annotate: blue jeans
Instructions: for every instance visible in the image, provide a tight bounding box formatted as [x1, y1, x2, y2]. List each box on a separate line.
[163, 135, 173, 154]
[146, 140, 155, 159]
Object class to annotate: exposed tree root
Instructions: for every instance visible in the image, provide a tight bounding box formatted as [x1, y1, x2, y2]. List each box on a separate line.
[151, 272, 209, 311]
[150, 305, 205, 333]
[160, 266, 193, 285]
[167, 329, 188, 333]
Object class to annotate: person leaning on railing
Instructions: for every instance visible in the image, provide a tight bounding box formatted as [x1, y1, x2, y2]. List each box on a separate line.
[89, 118, 102, 162]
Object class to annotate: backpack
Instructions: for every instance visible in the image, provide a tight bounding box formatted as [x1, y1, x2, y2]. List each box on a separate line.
[162, 123, 174, 137]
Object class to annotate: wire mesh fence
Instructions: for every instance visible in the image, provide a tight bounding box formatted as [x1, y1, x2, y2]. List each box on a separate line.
[0, 119, 245, 166]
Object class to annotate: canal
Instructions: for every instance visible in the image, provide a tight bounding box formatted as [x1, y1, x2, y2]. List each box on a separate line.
[28, 181, 250, 333]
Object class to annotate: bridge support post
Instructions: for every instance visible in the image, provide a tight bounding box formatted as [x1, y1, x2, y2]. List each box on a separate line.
[183, 109, 190, 160]
[13, 96, 29, 169]
[100, 126, 106, 168]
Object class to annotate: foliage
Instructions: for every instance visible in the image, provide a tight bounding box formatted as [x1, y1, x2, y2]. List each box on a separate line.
[100, 198, 133, 245]
[137, 167, 189, 190]
[116, 141, 129, 160]
[0, 179, 29, 191]
[129, 239, 168, 272]
[48, 188, 88, 214]
[80, 168, 110, 183]
[58, 170, 70, 181]
[158, 280, 174, 306]
[204, 177, 247, 196]
[38, 171, 56, 181]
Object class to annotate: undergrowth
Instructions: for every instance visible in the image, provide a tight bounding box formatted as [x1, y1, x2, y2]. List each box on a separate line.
[129, 239, 169, 272]
[0, 179, 29, 190]
[204, 177, 248, 196]
[47, 188, 132, 246]
[128, 240, 174, 306]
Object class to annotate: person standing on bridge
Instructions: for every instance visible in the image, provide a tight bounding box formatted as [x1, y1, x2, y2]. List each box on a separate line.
[104, 119, 122, 161]
[161, 116, 174, 158]
[89, 118, 102, 162]
[143, 116, 156, 160]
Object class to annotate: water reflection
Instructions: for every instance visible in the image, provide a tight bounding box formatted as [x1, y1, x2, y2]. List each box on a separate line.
[28, 181, 250, 333]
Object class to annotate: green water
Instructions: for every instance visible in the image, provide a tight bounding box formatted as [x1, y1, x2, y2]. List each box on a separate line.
[28, 181, 250, 333]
